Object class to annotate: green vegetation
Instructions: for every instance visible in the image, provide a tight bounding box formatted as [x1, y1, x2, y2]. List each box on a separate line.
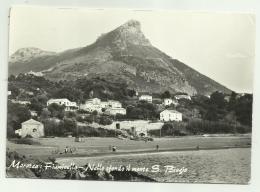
[126, 100, 159, 120]
[7, 101, 31, 138]
[157, 90, 252, 135]
[7, 74, 252, 138]
[10, 137, 40, 145]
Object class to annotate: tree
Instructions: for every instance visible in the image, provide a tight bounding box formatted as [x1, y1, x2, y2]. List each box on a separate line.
[63, 119, 77, 134]
[161, 123, 173, 136]
[40, 108, 51, 120]
[126, 106, 144, 119]
[99, 116, 113, 125]
[52, 86, 84, 103]
[8, 86, 20, 99]
[210, 91, 226, 109]
[235, 94, 253, 126]
[47, 103, 65, 119]
[29, 98, 44, 113]
[204, 105, 218, 121]
[66, 111, 76, 118]
[161, 91, 171, 99]
[8, 75, 16, 81]
[127, 89, 136, 97]
[43, 119, 60, 136]
[92, 110, 98, 116]
[7, 102, 31, 137]
[228, 91, 238, 110]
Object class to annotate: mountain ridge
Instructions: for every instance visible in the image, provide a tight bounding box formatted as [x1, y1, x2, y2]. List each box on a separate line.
[9, 20, 231, 95]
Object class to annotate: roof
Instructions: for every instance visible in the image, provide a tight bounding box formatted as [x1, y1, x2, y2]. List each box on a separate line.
[161, 109, 181, 114]
[48, 98, 70, 102]
[140, 95, 152, 97]
[22, 118, 43, 125]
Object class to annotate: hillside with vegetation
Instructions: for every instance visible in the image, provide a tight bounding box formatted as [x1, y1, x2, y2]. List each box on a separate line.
[7, 74, 252, 138]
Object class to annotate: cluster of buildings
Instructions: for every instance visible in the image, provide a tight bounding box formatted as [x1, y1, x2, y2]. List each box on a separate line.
[79, 98, 126, 115]
[46, 98, 126, 115]
[138, 94, 190, 106]
[13, 94, 189, 138]
[138, 94, 183, 122]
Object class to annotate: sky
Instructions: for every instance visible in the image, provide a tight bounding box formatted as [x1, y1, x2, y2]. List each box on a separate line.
[9, 6, 256, 93]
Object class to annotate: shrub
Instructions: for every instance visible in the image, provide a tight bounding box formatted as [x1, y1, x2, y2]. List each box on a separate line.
[76, 126, 121, 137]
[99, 116, 113, 125]
[11, 138, 40, 145]
[186, 120, 251, 135]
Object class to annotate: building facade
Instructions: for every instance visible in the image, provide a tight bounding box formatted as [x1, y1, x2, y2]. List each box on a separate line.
[105, 107, 126, 115]
[15, 119, 44, 138]
[139, 95, 153, 103]
[160, 110, 182, 122]
[80, 98, 125, 114]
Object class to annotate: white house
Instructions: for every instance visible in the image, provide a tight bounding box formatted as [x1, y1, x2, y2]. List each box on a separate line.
[47, 98, 79, 111]
[139, 95, 153, 103]
[163, 98, 178, 106]
[160, 110, 182, 122]
[174, 95, 191, 100]
[105, 107, 126, 115]
[15, 119, 44, 138]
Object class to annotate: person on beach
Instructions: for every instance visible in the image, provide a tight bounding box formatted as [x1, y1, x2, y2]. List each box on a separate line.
[156, 144, 159, 151]
[65, 146, 69, 154]
[112, 146, 117, 152]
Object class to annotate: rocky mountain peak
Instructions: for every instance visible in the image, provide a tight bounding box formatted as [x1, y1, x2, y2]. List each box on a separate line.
[95, 20, 151, 48]
[116, 19, 151, 47]
[119, 19, 141, 30]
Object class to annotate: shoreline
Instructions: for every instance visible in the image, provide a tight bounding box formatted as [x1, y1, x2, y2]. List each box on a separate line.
[55, 145, 251, 160]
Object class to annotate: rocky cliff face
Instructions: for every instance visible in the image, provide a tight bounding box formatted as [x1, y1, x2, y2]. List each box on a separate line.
[9, 20, 231, 95]
[96, 19, 151, 48]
